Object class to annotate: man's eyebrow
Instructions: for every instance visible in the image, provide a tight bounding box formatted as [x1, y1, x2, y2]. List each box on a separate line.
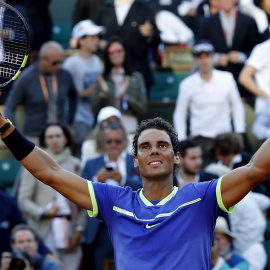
[138, 140, 170, 147]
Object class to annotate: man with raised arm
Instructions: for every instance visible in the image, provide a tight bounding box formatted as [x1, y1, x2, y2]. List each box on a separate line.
[0, 115, 270, 269]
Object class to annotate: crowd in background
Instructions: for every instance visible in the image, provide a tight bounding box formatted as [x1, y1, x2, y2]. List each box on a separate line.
[1, 0, 270, 269]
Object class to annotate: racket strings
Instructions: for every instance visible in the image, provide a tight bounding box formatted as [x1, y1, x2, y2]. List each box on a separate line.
[0, 6, 28, 80]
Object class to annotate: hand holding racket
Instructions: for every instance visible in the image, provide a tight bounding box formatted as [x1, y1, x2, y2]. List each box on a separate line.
[0, 2, 30, 93]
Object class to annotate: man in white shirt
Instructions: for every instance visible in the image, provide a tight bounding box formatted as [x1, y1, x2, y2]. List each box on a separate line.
[173, 41, 245, 167]
[239, 38, 270, 114]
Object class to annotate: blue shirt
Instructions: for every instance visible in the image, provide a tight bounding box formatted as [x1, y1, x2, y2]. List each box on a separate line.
[87, 177, 233, 270]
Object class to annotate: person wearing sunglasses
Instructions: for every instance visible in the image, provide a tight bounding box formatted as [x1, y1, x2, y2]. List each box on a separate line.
[81, 120, 142, 270]
[4, 41, 78, 144]
[91, 36, 148, 134]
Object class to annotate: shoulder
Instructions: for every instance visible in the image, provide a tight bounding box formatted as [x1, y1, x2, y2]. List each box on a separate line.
[180, 72, 198, 87]
[213, 69, 235, 80]
[85, 155, 104, 166]
[199, 170, 219, 182]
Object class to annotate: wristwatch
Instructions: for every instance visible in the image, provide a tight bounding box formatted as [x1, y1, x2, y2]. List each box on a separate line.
[0, 118, 12, 135]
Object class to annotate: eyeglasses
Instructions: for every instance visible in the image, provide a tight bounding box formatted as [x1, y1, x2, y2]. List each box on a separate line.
[108, 47, 124, 55]
[105, 139, 123, 145]
[44, 57, 62, 66]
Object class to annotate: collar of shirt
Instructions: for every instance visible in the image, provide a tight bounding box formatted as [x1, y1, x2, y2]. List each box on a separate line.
[176, 172, 200, 187]
[114, 0, 135, 25]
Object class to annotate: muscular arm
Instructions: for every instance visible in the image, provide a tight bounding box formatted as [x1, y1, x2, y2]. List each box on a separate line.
[0, 117, 93, 211]
[238, 65, 268, 98]
[221, 138, 270, 208]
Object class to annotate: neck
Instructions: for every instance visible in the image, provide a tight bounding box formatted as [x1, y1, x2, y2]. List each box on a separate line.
[200, 70, 212, 82]
[79, 49, 93, 60]
[179, 169, 196, 184]
[142, 176, 174, 201]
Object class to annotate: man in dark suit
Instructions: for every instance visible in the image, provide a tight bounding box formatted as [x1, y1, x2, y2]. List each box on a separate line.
[81, 121, 142, 270]
[173, 140, 218, 187]
[93, 0, 161, 94]
[197, 0, 261, 98]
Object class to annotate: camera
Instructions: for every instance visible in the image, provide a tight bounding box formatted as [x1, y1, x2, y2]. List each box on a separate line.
[9, 250, 31, 270]
[105, 166, 114, 171]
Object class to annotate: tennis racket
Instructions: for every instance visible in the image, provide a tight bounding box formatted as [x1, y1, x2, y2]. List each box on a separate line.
[0, 2, 30, 93]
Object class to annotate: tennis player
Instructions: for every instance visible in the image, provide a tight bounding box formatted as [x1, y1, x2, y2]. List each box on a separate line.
[0, 115, 269, 269]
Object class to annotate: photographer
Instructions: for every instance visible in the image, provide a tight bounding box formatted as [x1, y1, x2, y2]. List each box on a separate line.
[1, 224, 61, 270]
[1, 250, 31, 270]
[81, 121, 142, 269]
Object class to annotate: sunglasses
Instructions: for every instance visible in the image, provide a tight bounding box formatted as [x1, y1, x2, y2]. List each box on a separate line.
[108, 47, 124, 55]
[105, 139, 123, 145]
[45, 58, 62, 66]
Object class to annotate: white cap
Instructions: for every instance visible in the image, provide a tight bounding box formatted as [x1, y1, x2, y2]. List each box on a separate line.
[97, 106, 122, 124]
[215, 217, 235, 238]
[72, 20, 105, 40]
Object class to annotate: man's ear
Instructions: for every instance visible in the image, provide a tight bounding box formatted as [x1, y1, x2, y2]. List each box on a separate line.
[133, 156, 139, 167]
[174, 152, 181, 165]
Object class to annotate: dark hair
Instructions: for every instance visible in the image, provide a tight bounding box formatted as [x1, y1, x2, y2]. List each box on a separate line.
[254, 0, 263, 8]
[11, 224, 38, 244]
[132, 117, 179, 156]
[132, 118, 179, 175]
[103, 36, 133, 79]
[209, 133, 242, 156]
[39, 123, 73, 148]
[178, 140, 199, 157]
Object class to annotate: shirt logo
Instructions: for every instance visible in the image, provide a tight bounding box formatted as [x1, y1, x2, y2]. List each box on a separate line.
[146, 223, 160, 229]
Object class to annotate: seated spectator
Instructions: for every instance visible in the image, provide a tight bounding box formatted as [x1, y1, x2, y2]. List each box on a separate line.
[17, 123, 84, 270]
[0, 190, 51, 258]
[92, 36, 148, 134]
[81, 106, 133, 167]
[4, 41, 78, 144]
[81, 121, 142, 270]
[215, 216, 249, 269]
[210, 237, 231, 270]
[1, 224, 61, 270]
[173, 140, 218, 187]
[209, 132, 252, 170]
[252, 98, 270, 140]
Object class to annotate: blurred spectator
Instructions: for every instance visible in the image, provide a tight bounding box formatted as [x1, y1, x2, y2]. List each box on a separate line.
[20, 0, 53, 51]
[173, 40, 245, 167]
[254, 0, 270, 39]
[229, 192, 270, 270]
[239, 38, 270, 114]
[72, 0, 106, 25]
[81, 121, 142, 270]
[195, 0, 220, 33]
[17, 123, 84, 270]
[4, 41, 77, 144]
[92, 36, 148, 134]
[239, 0, 269, 39]
[209, 132, 252, 169]
[2, 224, 61, 270]
[81, 106, 133, 167]
[197, 0, 260, 98]
[0, 190, 52, 258]
[155, 10, 194, 46]
[93, 0, 161, 94]
[173, 140, 218, 187]
[252, 98, 270, 140]
[210, 237, 231, 270]
[63, 20, 104, 158]
[215, 217, 249, 269]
